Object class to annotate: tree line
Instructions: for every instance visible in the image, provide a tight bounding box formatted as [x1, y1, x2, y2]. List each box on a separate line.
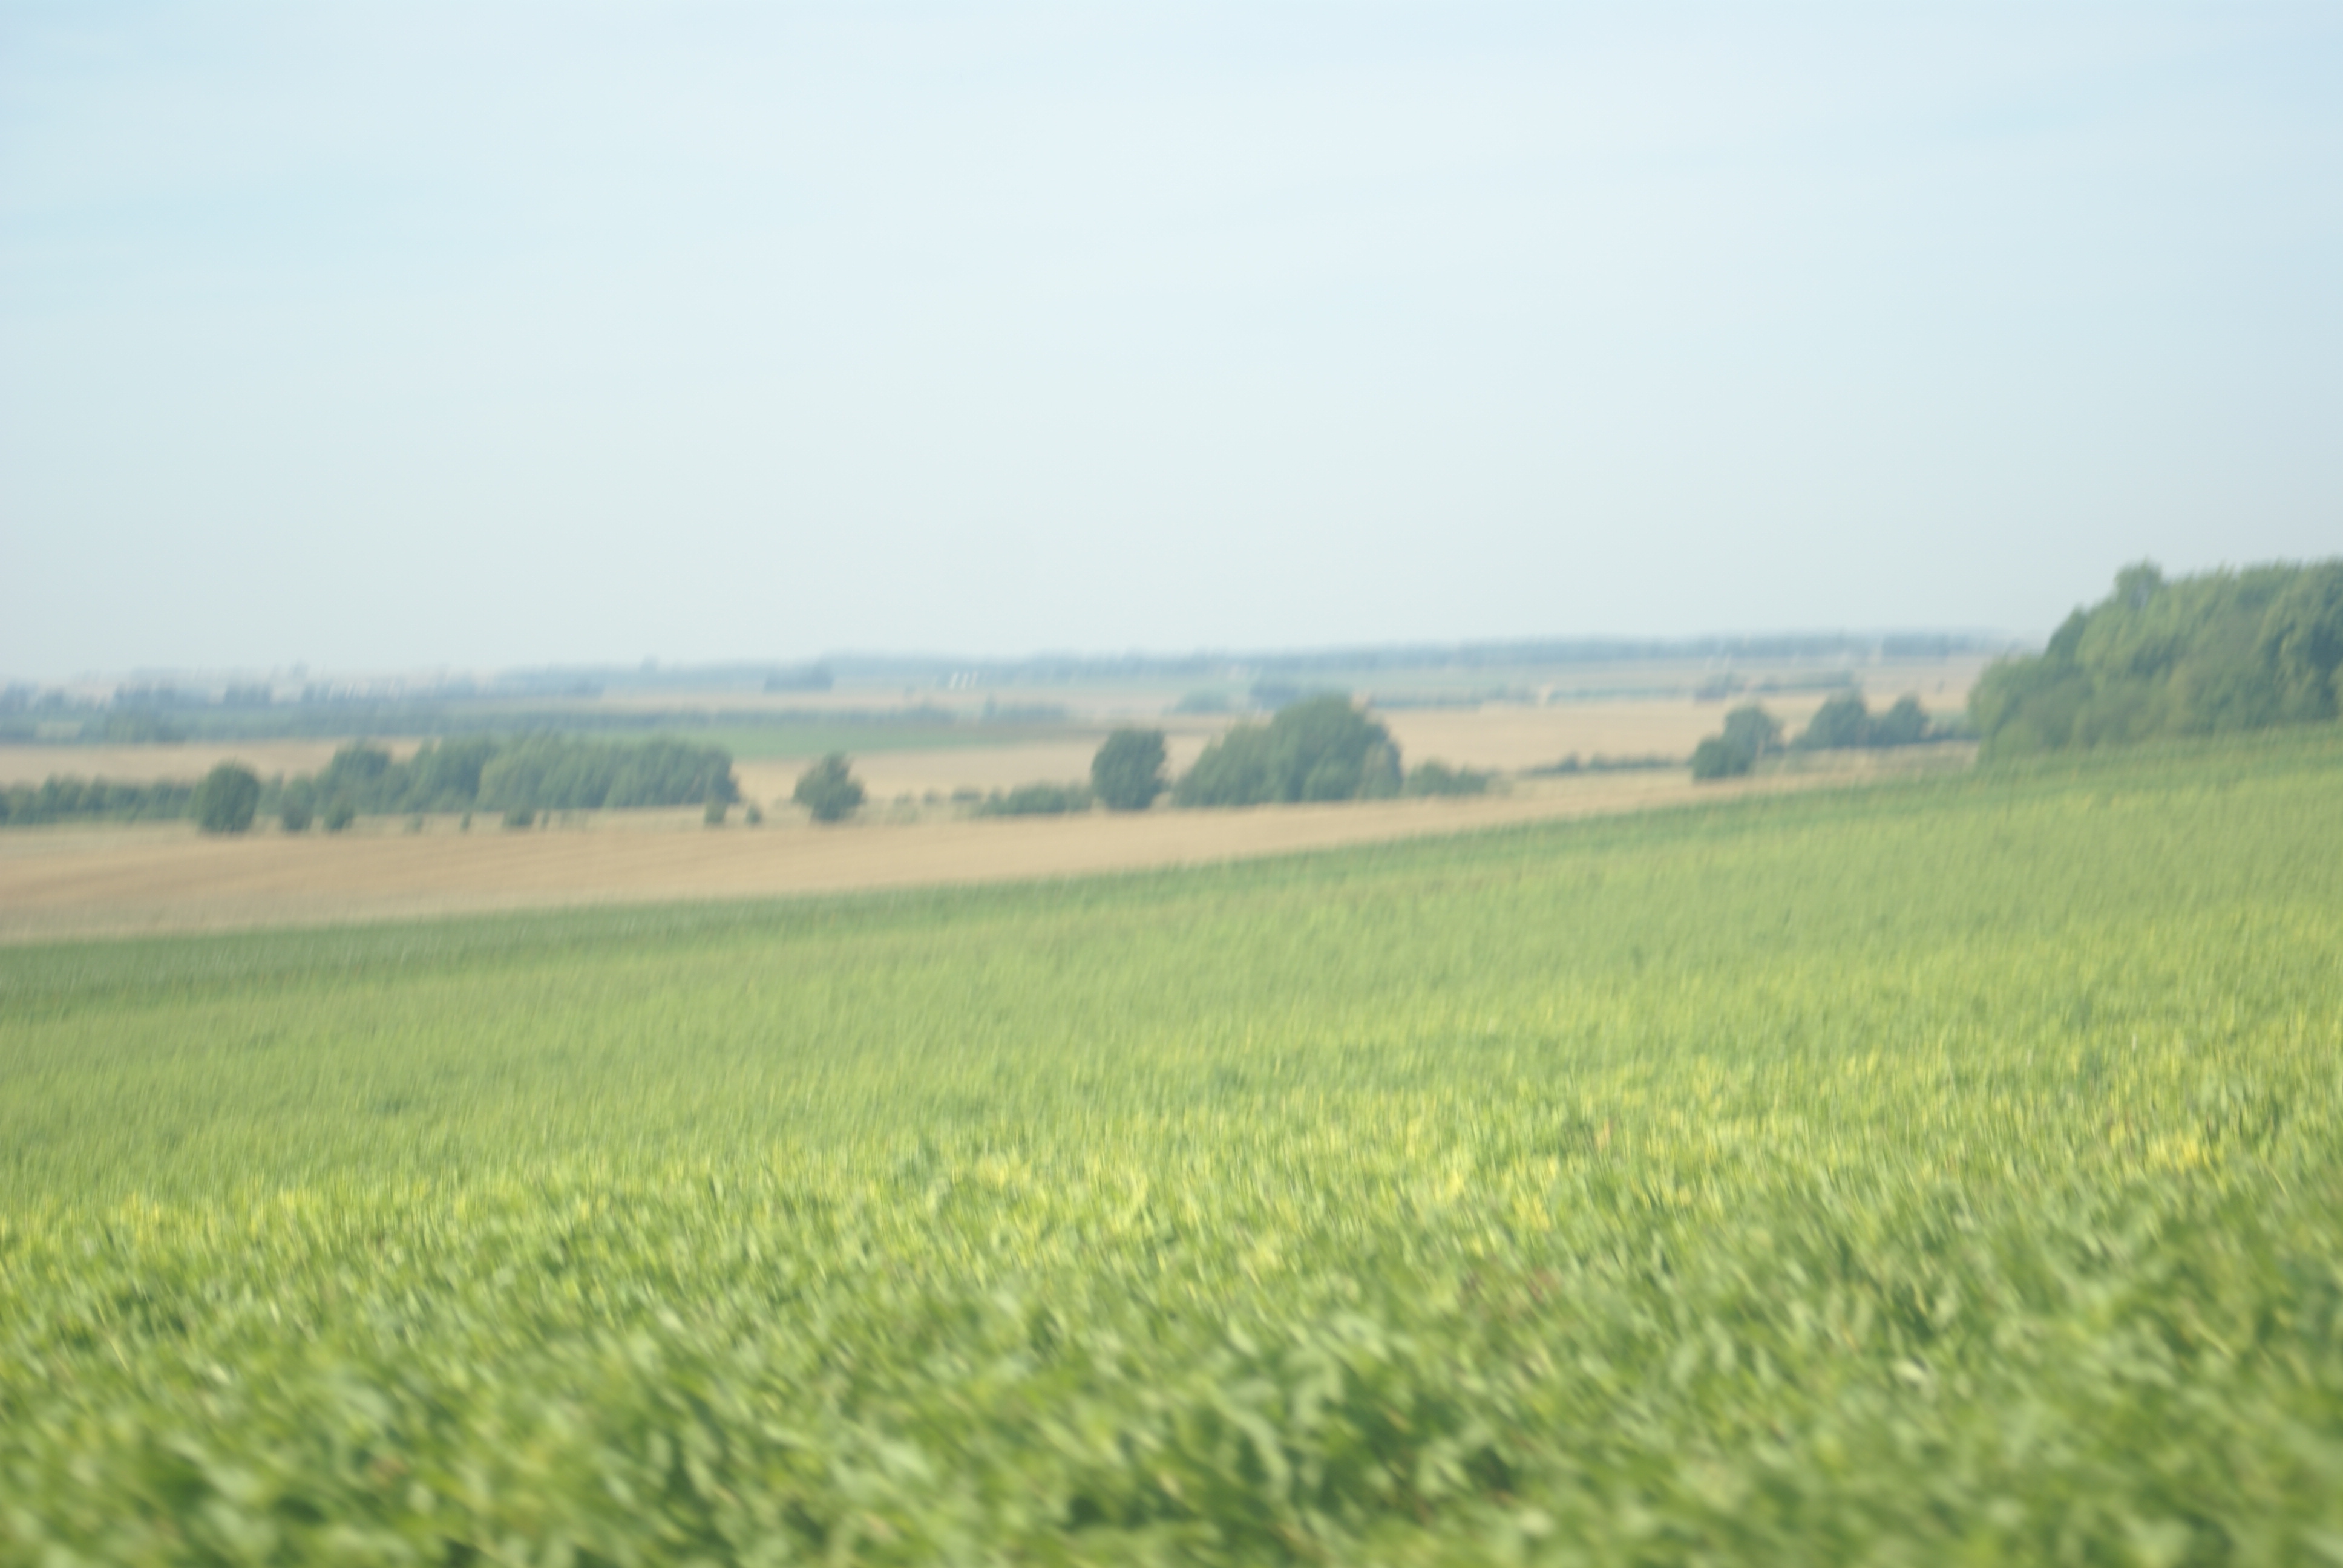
[1691, 690, 1964, 780]
[276, 737, 739, 823]
[792, 696, 1493, 823]
[1970, 560, 2343, 759]
[0, 777, 196, 827]
[3, 735, 741, 834]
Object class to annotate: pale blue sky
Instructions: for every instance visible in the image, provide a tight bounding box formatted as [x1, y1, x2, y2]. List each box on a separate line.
[3, 3, 2338, 679]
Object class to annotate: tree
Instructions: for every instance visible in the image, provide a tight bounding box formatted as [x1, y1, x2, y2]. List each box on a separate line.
[191, 762, 261, 834]
[1971, 560, 2343, 759]
[793, 753, 865, 823]
[1689, 702, 1778, 782]
[1402, 760, 1493, 797]
[325, 797, 357, 832]
[1174, 696, 1401, 808]
[1091, 728, 1168, 811]
[1871, 694, 1930, 746]
[279, 780, 314, 833]
[1720, 704, 1782, 760]
[1690, 736, 1753, 781]
[1798, 691, 1874, 751]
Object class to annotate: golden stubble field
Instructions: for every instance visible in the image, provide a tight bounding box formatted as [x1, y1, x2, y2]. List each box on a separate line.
[0, 756, 1977, 944]
[0, 672, 1984, 941]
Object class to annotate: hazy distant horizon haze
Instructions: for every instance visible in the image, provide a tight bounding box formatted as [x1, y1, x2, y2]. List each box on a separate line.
[4, 4, 2338, 681]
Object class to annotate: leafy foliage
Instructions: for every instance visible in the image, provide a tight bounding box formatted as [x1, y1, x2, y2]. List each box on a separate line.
[1175, 695, 1402, 807]
[1691, 703, 1781, 779]
[974, 781, 1093, 816]
[0, 776, 195, 828]
[266, 736, 738, 823]
[1689, 734, 1752, 780]
[793, 753, 865, 822]
[1090, 727, 1168, 811]
[1974, 558, 2343, 759]
[5, 730, 2343, 1560]
[1400, 759, 1494, 797]
[189, 762, 261, 834]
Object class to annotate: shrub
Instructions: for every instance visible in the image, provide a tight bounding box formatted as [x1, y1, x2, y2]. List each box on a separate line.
[793, 754, 865, 823]
[1402, 760, 1494, 797]
[280, 797, 313, 832]
[501, 806, 534, 831]
[1091, 729, 1168, 811]
[191, 763, 261, 834]
[704, 798, 729, 826]
[1691, 736, 1754, 781]
[975, 782, 1093, 817]
[324, 797, 357, 832]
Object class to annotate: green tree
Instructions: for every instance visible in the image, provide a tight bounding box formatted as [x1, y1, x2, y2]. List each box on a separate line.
[1871, 694, 1930, 746]
[1798, 691, 1874, 751]
[1401, 760, 1493, 797]
[1973, 560, 2343, 759]
[191, 763, 261, 834]
[1689, 736, 1753, 781]
[324, 797, 357, 832]
[1175, 696, 1401, 808]
[793, 753, 865, 823]
[279, 779, 315, 833]
[1720, 704, 1781, 759]
[1090, 728, 1168, 811]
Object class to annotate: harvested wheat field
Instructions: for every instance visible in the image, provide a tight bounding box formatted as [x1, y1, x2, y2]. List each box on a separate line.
[0, 739, 421, 789]
[0, 762, 1950, 944]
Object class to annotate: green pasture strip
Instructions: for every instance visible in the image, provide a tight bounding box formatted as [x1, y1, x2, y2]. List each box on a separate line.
[3, 727, 2342, 1562]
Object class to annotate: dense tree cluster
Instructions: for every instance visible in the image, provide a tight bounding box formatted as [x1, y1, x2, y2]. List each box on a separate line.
[0, 776, 196, 826]
[1173, 696, 1403, 808]
[273, 736, 738, 826]
[1972, 560, 2343, 759]
[1400, 760, 1494, 797]
[1793, 691, 1936, 752]
[973, 782, 1094, 817]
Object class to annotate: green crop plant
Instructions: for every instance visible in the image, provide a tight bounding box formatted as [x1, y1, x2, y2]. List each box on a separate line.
[2, 728, 2341, 1562]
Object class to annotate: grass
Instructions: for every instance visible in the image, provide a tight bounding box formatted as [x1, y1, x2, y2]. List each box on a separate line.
[2, 730, 2341, 1562]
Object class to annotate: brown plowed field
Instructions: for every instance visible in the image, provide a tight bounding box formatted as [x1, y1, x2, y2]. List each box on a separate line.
[0, 761, 1961, 944]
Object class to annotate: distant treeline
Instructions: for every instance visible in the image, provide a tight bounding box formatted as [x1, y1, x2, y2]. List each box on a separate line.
[1973, 561, 2343, 759]
[0, 736, 740, 830]
[825, 633, 2010, 686]
[279, 737, 739, 818]
[0, 701, 970, 747]
[0, 777, 195, 826]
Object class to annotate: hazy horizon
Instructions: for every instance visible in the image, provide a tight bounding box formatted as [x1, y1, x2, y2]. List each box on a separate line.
[6, 4, 2338, 681]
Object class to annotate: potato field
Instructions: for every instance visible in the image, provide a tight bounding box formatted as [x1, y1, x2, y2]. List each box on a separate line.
[4, 731, 2341, 1564]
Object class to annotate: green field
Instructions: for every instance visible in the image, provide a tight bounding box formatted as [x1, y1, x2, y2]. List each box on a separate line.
[4, 733, 2341, 1563]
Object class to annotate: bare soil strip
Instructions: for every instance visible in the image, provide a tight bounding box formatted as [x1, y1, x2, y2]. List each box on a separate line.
[0, 768, 1920, 944]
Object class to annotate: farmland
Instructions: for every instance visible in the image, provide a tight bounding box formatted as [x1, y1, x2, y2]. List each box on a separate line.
[4, 728, 2341, 1561]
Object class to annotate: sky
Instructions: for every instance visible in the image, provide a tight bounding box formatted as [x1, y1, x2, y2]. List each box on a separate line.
[3, 2, 2339, 679]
